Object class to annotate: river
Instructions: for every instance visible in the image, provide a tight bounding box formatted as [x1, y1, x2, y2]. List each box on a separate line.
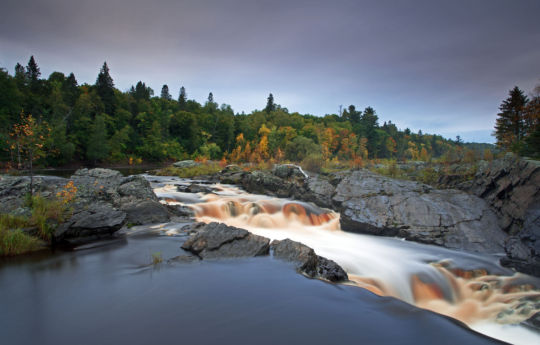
[1, 174, 539, 344]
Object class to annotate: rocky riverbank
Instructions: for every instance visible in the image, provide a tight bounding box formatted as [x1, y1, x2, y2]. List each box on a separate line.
[211, 158, 539, 276]
[0, 168, 172, 245]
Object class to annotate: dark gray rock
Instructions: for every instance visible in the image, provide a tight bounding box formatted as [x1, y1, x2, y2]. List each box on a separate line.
[522, 312, 540, 332]
[332, 169, 507, 253]
[271, 238, 318, 275]
[1, 168, 171, 246]
[121, 200, 170, 225]
[271, 238, 348, 282]
[242, 170, 294, 198]
[218, 165, 246, 185]
[181, 222, 270, 258]
[55, 203, 126, 241]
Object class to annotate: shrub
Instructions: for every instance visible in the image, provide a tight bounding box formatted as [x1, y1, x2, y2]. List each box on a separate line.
[301, 153, 324, 173]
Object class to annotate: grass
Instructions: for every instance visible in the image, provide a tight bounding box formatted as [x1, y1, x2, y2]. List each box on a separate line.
[152, 251, 163, 264]
[26, 194, 70, 241]
[0, 214, 42, 256]
[155, 163, 223, 178]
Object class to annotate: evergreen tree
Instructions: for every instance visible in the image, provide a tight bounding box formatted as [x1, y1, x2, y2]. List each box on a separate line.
[178, 86, 187, 109]
[25, 56, 41, 82]
[14, 63, 25, 82]
[63, 73, 79, 106]
[95, 62, 115, 115]
[160, 84, 171, 100]
[265, 93, 276, 113]
[494, 86, 528, 152]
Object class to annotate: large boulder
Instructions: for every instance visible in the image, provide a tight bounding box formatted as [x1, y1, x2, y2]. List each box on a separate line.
[333, 170, 507, 253]
[271, 238, 348, 282]
[181, 222, 270, 258]
[55, 203, 126, 242]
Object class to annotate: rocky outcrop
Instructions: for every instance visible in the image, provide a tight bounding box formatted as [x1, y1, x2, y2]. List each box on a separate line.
[332, 170, 506, 253]
[0, 168, 171, 244]
[180, 222, 348, 283]
[181, 222, 270, 258]
[234, 161, 540, 275]
[451, 154, 540, 276]
[271, 238, 348, 282]
[236, 165, 507, 254]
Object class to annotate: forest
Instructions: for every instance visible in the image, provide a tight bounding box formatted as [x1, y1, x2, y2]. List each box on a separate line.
[1, 56, 537, 171]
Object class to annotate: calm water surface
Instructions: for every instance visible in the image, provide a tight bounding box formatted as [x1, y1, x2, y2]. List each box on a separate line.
[0, 228, 503, 345]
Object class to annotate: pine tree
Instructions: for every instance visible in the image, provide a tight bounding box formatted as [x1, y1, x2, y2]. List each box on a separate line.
[95, 62, 115, 115]
[178, 86, 187, 109]
[63, 73, 79, 106]
[25, 56, 41, 82]
[161, 84, 171, 100]
[494, 86, 528, 152]
[265, 93, 275, 113]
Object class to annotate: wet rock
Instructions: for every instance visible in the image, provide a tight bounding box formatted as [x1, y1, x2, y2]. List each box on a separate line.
[55, 203, 126, 242]
[333, 169, 507, 253]
[181, 222, 270, 258]
[271, 238, 348, 282]
[121, 200, 170, 225]
[316, 256, 349, 282]
[522, 312, 540, 332]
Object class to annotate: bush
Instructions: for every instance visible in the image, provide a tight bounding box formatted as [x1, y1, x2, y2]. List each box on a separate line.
[301, 154, 324, 173]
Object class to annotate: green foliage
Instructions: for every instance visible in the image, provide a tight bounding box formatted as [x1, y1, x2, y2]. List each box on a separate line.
[301, 153, 324, 173]
[155, 162, 223, 178]
[0, 214, 42, 256]
[0, 56, 515, 169]
[26, 194, 70, 241]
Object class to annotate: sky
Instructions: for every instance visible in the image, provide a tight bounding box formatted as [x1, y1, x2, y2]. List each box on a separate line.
[1, 0, 539, 143]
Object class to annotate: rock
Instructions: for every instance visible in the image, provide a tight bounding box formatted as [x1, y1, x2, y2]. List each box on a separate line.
[242, 170, 293, 198]
[272, 164, 308, 181]
[332, 170, 507, 253]
[165, 204, 195, 219]
[316, 255, 349, 282]
[181, 222, 270, 258]
[173, 160, 200, 169]
[271, 238, 348, 282]
[0, 168, 171, 247]
[522, 312, 540, 332]
[271, 238, 319, 275]
[121, 200, 170, 225]
[219, 165, 246, 185]
[55, 203, 126, 241]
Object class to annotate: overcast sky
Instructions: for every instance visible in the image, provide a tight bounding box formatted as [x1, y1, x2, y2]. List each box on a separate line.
[2, 0, 539, 143]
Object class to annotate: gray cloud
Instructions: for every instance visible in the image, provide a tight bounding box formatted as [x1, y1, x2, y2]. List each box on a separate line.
[2, 0, 539, 142]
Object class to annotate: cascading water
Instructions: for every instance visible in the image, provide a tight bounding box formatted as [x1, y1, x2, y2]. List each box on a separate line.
[153, 178, 540, 344]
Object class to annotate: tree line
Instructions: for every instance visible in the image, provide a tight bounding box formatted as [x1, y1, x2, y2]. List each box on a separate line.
[0, 56, 508, 170]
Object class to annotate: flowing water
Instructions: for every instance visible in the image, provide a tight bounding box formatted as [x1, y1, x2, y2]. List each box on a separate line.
[1, 175, 539, 344]
[151, 176, 540, 344]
